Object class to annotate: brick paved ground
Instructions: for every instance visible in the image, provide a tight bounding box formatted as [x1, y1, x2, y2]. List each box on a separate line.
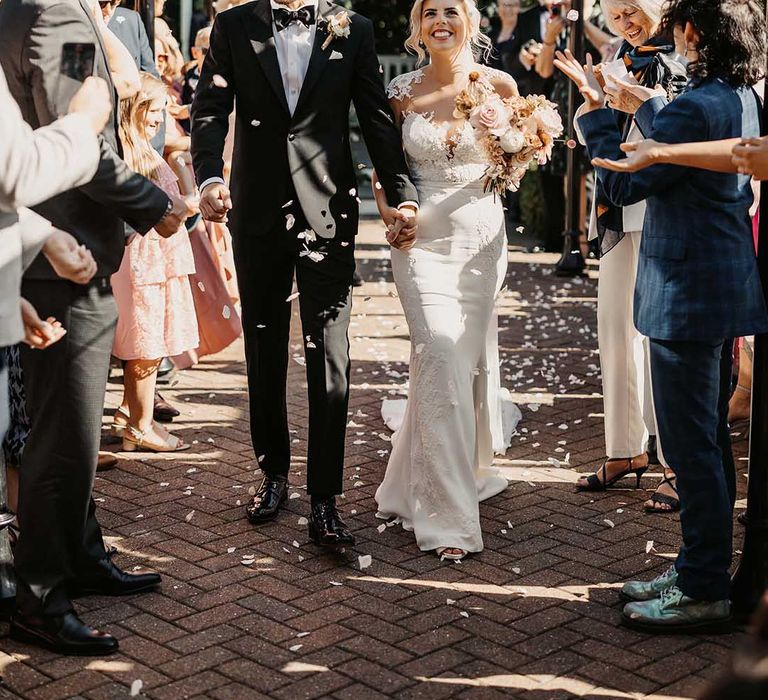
[0, 221, 751, 699]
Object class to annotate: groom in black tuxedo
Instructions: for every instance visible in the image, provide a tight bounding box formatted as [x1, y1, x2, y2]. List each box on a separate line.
[191, 0, 418, 547]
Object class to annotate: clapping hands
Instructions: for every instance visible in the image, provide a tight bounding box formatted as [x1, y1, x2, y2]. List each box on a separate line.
[553, 50, 604, 111]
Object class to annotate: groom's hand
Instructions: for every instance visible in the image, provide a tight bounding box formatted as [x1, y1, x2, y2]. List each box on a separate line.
[385, 206, 418, 251]
[200, 183, 233, 223]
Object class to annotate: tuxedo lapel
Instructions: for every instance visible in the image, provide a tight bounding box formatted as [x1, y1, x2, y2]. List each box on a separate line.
[246, 0, 291, 115]
[294, 0, 335, 116]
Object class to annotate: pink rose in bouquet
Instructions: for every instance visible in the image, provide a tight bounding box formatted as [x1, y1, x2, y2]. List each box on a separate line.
[469, 97, 511, 137]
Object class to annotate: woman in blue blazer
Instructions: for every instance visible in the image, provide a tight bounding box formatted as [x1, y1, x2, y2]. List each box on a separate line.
[564, 0, 768, 632]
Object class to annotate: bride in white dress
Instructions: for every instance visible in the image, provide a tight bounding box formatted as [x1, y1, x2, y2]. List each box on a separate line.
[372, 0, 520, 560]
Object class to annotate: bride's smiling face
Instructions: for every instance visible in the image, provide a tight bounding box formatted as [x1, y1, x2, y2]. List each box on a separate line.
[420, 1, 470, 57]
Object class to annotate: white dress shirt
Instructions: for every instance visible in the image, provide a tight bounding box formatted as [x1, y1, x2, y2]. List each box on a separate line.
[271, 0, 318, 116]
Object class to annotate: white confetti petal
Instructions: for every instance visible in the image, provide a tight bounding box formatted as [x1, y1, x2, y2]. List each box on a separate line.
[603, 519, 615, 528]
[130, 680, 143, 697]
[212, 74, 228, 88]
[358, 554, 372, 570]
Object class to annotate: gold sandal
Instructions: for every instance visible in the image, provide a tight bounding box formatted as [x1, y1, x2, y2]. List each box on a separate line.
[122, 425, 190, 453]
[110, 407, 131, 437]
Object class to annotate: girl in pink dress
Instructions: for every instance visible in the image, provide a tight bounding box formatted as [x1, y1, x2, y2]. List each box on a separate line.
[111, 73, 199, 452]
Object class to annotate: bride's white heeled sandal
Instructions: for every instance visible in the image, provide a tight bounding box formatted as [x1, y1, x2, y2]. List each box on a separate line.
[436, 547, 468, 561]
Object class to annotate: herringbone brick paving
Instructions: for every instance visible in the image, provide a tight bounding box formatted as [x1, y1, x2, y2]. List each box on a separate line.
[0, 222, 751, 699]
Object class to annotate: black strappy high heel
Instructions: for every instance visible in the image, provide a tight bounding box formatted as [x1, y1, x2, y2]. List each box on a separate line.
[644, 475, 680, 513]
[576, 456, 649, 493]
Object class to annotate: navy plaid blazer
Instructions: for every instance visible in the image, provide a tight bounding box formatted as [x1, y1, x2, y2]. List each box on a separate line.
[578, 78, 768, 342]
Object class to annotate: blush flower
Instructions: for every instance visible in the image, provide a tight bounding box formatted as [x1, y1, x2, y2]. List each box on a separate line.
[469, 97, 511, 136]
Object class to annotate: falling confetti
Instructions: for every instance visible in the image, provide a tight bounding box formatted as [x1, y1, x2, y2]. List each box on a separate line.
[212, 74, 228, 88]
[286, 214, 296, 230]
[286, 291, 300, 302]
[567, 9, 580, 21]
[251, 119, 261, 127]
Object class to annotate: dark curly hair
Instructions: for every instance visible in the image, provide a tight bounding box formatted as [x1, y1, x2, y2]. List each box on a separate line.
[661, 0, 766, 87]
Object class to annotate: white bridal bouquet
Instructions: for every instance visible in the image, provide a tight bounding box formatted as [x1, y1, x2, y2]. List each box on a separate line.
[454, 71, 564, 194]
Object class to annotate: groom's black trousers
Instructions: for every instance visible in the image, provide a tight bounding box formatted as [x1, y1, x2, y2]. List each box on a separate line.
[232, 200, 355, 498]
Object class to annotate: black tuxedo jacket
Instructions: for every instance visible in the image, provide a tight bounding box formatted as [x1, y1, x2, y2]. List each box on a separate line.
[0, 0, 170, 279]
[191, 0, 418, 240]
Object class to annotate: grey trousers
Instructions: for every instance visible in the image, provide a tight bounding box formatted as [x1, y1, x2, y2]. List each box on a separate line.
[15, 279, 115, 617]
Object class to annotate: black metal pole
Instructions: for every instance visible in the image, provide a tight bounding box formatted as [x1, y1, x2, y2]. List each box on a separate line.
[729, 6, 768, 624]
[141, 0, 156, 56]
[555, 0, 587, 277]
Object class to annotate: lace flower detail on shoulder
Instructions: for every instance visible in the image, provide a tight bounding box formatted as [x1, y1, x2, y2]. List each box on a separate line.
[479, 66, 518, 93]
[386, 69, 425, 102]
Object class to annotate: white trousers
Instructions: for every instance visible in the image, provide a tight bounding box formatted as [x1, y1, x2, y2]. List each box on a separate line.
[597, 231, 666, 466]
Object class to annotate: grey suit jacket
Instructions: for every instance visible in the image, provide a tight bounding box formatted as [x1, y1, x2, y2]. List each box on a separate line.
[0, 66, 99, 347]
[108, 7, 158, 77]
[0, 0, 171, 280]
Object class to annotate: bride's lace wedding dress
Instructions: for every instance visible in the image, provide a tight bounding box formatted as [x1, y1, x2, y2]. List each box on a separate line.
[375, 67, 521, 554]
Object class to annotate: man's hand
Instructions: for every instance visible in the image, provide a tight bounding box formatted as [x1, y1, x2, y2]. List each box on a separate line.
[68, 76, 112, 135]
[732, 137, 768, 180]
[20, 298, 66, 350]
[155, 194, 189, 237]
[385, 206, 418, 251]
[200, 183, 233, 223]
[43, 230, 98, 284]
[591, 139, 663, 173]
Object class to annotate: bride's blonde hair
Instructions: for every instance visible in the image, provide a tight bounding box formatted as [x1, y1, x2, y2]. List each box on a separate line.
[405, 0, 492, 66]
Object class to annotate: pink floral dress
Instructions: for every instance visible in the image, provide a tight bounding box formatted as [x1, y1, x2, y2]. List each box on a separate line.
[111, 157, 199, 360]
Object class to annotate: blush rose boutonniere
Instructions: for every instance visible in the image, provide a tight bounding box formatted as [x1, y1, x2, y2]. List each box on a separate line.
[321, 11, 351, 50]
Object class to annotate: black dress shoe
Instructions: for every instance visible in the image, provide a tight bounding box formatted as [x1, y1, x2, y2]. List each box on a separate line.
[11, 611, 118, 656]
[308, 497, 355, 549]
[245, 477, 288, 524]
[73, 550, 161, 597]
[153, 392, 180, 422]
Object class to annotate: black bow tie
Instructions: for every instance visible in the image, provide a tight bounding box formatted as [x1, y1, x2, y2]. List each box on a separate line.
[273, 5, 316, 31]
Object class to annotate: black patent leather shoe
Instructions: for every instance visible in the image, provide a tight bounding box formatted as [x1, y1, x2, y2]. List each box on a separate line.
[73, 549, 161, 597]
[308, 497, 355, 549]
[10, 611, 119, 656]
[246, 476, 288, 524]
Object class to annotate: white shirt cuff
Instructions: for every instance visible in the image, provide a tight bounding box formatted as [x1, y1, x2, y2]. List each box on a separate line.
[199, 176, 226, 193]
[398, 201, 419, 212]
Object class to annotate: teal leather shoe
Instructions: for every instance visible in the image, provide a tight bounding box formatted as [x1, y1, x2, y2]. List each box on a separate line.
[622, 586, 732, 634]
[620, 565, 678, 602]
